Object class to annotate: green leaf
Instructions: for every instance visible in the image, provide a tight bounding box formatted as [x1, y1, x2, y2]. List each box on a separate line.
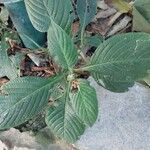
[82, 33, 150, 92]
[9, 52, 25, 71]
[0, 74, 63, 129]
[0, 33, 18, 80]
[133, 0, 150, 33]
[70, 79, 98, 126]
[0, 48, 17, 80]
[1, 0, 20, 2]
[45, 83, 85, 143]
[50, 82, 65, 101]
[25, 0, 73, 32]
[48, 21, 78, 70]
[85, 34, 103, 47]
[97, 77, 134, 92]
[77, 0, 97, 30]
[134, 0, 150, 22]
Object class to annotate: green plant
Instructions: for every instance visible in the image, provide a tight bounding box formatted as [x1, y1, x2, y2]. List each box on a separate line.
[2, 0, 46, 49]
[1, 0, 150, 143]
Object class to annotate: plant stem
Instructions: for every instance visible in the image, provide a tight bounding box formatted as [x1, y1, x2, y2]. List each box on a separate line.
[80, 27, 85, 50]
[78, 50, 87, 63]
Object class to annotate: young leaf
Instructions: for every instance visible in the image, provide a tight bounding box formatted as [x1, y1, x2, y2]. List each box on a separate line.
[48, 21, 78, 70]
[81, 33, 150, 92]
[45, 83, 85, 143]
[25, 0, 73, 32]
[0, 74, 63, 129]
[77, 0, 97, 30]
[70, 79, 98, 126]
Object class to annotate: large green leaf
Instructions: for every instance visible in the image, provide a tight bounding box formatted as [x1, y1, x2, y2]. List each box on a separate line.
[70, 79, 98, 126]
[45, 83, 85, 143]
[0, 33, 18, 80]
[48, 21, 78, 70]
[77, 0, 97, 30]
[81, 33, 150, 92]
[0, 74, 63, 129]
[25, 0, 73, 32]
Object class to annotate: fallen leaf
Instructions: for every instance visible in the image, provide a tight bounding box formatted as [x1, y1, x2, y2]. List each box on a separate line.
[105, 0, 132, 13]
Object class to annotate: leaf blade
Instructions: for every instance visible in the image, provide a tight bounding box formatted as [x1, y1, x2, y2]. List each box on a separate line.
[45, 82, 85, 143]
[48, 21, 78, 69]
[83, 33, 150, 92]
[97, 76, 134, 92]
[133, 0, 150, 33]
[134, 0, 150, 23]
[0, 74, 63, 129]
[70, 79, 98, 126]
[0, 33, 18, 80]
[25, 0, 73, 32]
[77, 0, 97, 29]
